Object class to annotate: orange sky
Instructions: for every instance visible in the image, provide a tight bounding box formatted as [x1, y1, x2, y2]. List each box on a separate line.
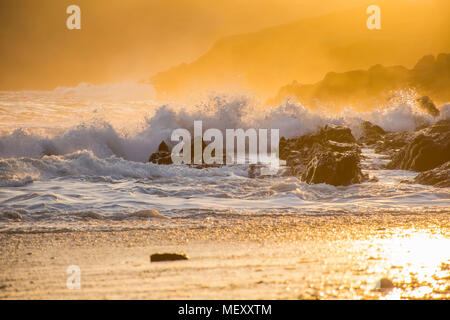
[0, 0, 387, 90]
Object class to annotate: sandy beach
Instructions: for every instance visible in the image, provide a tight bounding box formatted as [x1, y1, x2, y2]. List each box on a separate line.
[1, 213, 449, 300]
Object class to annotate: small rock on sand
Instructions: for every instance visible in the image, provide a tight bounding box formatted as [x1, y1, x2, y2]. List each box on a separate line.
[376, 278, 394, 289]
[150, 253, 189, 262]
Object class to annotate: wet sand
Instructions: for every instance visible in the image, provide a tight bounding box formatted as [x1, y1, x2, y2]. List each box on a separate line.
[1, 213, 449, 299]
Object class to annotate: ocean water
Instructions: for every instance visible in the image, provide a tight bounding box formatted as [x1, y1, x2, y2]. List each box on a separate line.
[1, 83, 449, 233]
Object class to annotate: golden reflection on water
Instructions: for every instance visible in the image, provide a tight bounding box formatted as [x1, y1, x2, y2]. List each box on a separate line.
[366, 229, 450, 299]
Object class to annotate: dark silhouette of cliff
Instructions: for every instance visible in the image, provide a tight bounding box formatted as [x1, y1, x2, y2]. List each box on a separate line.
[270, 53, 450, 110]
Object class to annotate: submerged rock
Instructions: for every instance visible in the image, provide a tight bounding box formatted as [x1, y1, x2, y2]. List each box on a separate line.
[150, 253, 189, 262]
[414, 161, 450, 188]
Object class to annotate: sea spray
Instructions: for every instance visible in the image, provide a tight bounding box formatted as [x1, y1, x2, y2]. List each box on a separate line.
[0, 90, 447, 162]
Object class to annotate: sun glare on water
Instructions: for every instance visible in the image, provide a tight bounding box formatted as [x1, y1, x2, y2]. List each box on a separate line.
[365, 230, 450, 299]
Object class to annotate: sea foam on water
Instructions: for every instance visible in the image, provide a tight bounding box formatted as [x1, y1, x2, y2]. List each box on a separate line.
[0, 85, 448, 233]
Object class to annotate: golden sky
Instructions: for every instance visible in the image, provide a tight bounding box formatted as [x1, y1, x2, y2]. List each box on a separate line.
[0, 0, 447, 93]
[0, 0, 386, 90]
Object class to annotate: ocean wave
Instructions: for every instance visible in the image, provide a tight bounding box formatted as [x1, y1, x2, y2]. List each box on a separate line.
[1, 94, 447, 162]
[0, 150, 251, 182]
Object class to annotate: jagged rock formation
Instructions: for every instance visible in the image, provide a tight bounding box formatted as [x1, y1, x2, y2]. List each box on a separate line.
[280, 124, 366, 186]
[358, 121, 386, 145]
[148, 124, 366, 186]
[148, 120, 450, 188]
[373, 131, 412, 157]
[271, 53, 450, 109]
[386, 120, 450, 172]
[414, 161, 450, 188]
[301, 151, 363, 186]
[358, 119, 450, 187]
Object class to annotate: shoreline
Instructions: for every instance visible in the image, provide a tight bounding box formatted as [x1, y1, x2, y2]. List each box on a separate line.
[1, 213, 449, 299]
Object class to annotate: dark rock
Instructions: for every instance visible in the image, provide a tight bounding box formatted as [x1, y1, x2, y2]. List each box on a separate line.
[149, 139, 224, 167]
[374, 131, 412, 156]
[326, 140, 358, 152]
[150, 253, 189, 262]
[158, 140, 169, 152]
[358, 121, 386, 145]
[148, 124, 367, 185]
[320, 124, 356, 144]
[425, 119, 450, 135]
[41, 140, 59, 156]
[416, 96, 439, 117]
[387, 120, 450, 172]
[149, 140, 173, 164]
[149, 151, 172, 165]
[376, 278, 394, 289]
[414, 161, 450, 188]
[280, 124, 366, 185]
[302, 151, 366, 186]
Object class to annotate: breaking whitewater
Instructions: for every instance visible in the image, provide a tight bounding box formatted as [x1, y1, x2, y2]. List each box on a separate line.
[0, 83, 449, 233]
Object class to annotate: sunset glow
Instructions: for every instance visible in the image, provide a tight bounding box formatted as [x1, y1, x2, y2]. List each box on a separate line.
[0, 0, 448, 302]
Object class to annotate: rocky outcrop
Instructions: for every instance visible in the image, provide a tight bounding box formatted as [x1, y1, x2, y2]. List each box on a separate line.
[148, 141, 173, 164]
[374, 131, 412, 157]
[358, 121, 386, 145]
[387, 120, 450, 172]
[280, 124, 367, 186]
[320, 124, 356, 144]
[301, 151, 364, 186]
[413, 161, 450, 188]
[149, 140, 225, 167]
[358, 119, 450, 188]
[271, 53, 450, 109]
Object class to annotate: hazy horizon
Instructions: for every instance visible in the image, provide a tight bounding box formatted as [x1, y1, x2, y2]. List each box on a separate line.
[3, 0, 448, 93]
[1, 0, 379, 91]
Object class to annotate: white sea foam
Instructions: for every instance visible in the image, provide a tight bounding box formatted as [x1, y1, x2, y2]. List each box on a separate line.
[0, 87, 448, 233]
[0, 92, 445, 162]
